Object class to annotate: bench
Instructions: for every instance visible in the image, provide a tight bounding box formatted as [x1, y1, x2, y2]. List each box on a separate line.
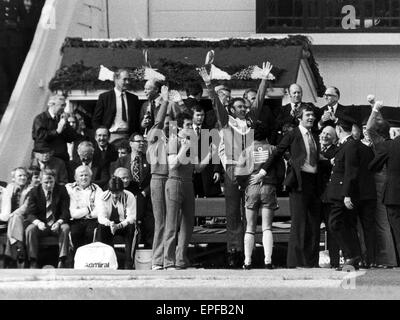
[192, 197, 326, 244]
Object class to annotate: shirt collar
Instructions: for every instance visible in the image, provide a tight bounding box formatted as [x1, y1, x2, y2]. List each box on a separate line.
[114, 87, 124, 97]
[298, 124, 311, 135]
[48, 109, 57, 120]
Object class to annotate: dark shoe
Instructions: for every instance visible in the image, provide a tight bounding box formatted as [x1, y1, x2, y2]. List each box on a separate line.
[29, 259, 38, 269]
[227, 251, 237, 269]
[57, 259, 67, 269]
[175, 266, 187, 270]
[264, 263, 273, 270]
[242, 264, 252, 270]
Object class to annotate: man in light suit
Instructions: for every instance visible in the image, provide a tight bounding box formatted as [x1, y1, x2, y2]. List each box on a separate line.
[262, 104, 322, 268]
[92, 69, 141, 143]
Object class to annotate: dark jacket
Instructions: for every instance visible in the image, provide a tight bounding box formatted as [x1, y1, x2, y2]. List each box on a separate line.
[92, 90, 141, 135]
[26, 184, 70, 224]
[262, 126, 321, 193]
[32, 111, 78, 162]
[358, 142, 377, 201]
[319, 143, 338, 203]
[326, 136, 360, 202]
[93, 143, 118, 188]
[369, 136, 400, 205]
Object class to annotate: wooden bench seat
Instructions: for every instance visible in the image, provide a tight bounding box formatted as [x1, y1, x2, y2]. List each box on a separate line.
[192, 197, 326, 244]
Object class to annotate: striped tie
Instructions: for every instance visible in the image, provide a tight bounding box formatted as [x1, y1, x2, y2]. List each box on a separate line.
[46, 191, 55, 226]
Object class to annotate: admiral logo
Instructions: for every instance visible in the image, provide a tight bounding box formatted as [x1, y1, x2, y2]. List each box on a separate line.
[84, 262, 110, 268]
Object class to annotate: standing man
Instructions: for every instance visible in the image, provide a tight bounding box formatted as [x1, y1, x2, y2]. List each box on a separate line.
[319, 125, 340, 268]
[318, 86, 346, 129]
[92, 69, 141, 143]
[199, 59, 273, 268]
[276, 84, 322, 142]
[262, 105, 322, 268]
[326, 117, 362, 270]
[32, 94, 78, 164]
[93, 127, 118, 190]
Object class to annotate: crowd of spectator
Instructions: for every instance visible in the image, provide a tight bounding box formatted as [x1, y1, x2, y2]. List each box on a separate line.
[0, 49, 398, 272]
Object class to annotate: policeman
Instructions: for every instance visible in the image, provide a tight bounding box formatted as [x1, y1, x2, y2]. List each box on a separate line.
[0, 0, 24, 114]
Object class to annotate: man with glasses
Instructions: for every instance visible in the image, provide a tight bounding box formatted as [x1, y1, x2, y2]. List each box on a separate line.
[318, 86, 346, 129]
[32, 95, 78, 164]
[112, 133, 153, 248]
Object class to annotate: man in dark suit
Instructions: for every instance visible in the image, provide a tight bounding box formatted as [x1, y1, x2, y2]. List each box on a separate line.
[262, 104, 322, 268]
[326, 117, 362, 270]
[369, 102, 400, 266]
[112, 133, 153, 248]
[32, 94, 78, 163]
[69, 141, 108, 188]
[92, 69, 141, 143]
[192, 105, 222, 198]
[25, 169, 70, 268]
[319, 125, 340, 268]
[93, 127, 118, 190]
[275, 84, 322, 142]
[318, 86, 347, 129]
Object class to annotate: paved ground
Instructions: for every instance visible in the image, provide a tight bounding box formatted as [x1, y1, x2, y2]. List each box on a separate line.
[0, 267, 399, 301]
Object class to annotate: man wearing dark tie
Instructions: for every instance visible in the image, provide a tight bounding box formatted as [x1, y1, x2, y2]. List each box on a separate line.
[326, 117, 362, 270]
[112, 133, 153, 248]
[262, 104, 322, 268]
[25, 169, 70, 268]
[92, 69, 141, 143]
[275, 84, 322, 143]
[318, 86, 346, 129]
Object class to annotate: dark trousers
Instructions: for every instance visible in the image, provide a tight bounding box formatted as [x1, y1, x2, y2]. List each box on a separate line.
[386, 205, 400, 264]
[224, 165, 245, 252]
[329, 201, 361, 260]
[287, 172, 321, 268]
[136, 193, 154, 249]
[98, 224, 135, 266]
[358, 199, 377, 265]
[322, 202, 340, 267]
[70, 219, 98, 252]
[25, 223, 70, 260]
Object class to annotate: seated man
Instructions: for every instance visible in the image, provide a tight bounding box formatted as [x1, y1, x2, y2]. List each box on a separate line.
[25, 169, 71, 268]
[66, 166, 103, 254]
[96, 177, 136, 269]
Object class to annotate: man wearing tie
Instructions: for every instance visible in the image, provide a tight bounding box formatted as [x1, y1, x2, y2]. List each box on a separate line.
[318, 86, 346, 129]
[262, 104, 322, 268]
[25, 169, 71, 268]
[275, 84, 322, 143]
[112, 133, 153, 248]
[92, 69, 141, 143]
[93, 127, 118, 190]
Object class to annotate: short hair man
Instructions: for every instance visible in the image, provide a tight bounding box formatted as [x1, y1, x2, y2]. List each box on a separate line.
[32, 95, 78, 163]
[25, 169, 71, 268]
[92, 69, 141, 142]
[66, 165, 103, 253]
[262, 105, 322, 268]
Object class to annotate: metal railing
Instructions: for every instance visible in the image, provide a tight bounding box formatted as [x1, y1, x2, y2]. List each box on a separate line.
[256, 0, 400, 32]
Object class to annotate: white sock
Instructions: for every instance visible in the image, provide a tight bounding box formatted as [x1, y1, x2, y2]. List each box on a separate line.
[263, 229, 273, 264]
[244, 232, 255, 265]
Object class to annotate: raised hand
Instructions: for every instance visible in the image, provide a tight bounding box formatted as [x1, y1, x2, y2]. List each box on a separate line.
[260, 61, 273, 80]
[198, 67, 211, 84]
[205, 50, 215, 65]
[374, 100, 384, 112]
[169, 90, 183, 103]
[160, 85, 169, 101]
[367, 94, 375, 106]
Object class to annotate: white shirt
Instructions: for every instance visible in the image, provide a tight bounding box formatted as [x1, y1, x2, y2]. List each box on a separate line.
[109, 88, 129, 133]
[66, 183, 103, 220]
[328, 103, 338, 114]
[299, 124, 317, 173]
